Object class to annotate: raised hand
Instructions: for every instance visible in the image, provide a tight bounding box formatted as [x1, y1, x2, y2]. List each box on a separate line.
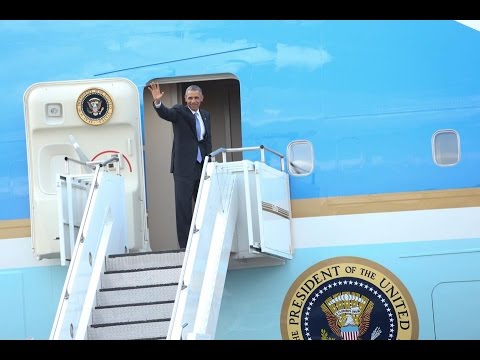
[147, 82, 164, 104]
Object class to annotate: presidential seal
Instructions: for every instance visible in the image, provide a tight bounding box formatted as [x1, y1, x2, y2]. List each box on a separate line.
[280, 256, 418, 340]
[76, 88, 113, 126]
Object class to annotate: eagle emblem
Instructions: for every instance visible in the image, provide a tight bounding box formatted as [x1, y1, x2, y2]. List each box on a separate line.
[76, 88, 113, 126]
[86, 97, 105, 117]
[321, 292, 375, 340]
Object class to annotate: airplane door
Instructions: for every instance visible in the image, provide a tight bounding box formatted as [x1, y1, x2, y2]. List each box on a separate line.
[24, 78, 148, 259]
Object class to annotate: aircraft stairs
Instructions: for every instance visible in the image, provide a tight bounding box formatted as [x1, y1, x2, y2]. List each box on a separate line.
[87, 249, 184, 340]
[50, 146, 293, 340]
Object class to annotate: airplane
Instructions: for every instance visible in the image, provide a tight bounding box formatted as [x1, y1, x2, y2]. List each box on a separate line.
[1, 19, 480, 340]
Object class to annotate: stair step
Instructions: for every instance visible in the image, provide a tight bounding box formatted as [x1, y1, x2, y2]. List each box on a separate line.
[106, 250, 185, 272]
[96, 283, 178, 307]
[92, 301, 174, 325]
[101, 266, 182, 288]
[88, 319, 170, 340]
[86, 250, 185, 340]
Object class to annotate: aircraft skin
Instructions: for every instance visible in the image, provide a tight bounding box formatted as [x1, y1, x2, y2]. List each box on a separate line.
[1, 20, 480, 339]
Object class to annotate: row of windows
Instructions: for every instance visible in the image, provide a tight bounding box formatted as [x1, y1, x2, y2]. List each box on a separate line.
[287, 129, 460, 176]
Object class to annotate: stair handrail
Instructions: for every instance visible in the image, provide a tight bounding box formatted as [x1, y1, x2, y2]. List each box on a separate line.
[169, 146, 283, 339]
[168, 159, 238, 339]
[167, 157, 212, 339]
[50, 157, 128, 339]
[209, 145, 285, 172]
[64, 155, 122, 175]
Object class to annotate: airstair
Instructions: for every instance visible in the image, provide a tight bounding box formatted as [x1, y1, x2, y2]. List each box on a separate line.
[87, 249, 184, 340]
[50, 146, 293, 340]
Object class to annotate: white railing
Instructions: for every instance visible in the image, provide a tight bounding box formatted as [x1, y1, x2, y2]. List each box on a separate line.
[168, 146, 286, 340]
[50, 159, 128, 340]
[167, 160, 237, 339]
[212, 145, 285, 172]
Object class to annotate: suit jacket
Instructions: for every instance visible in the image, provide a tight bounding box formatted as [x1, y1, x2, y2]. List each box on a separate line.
[154, 102, 212, 177]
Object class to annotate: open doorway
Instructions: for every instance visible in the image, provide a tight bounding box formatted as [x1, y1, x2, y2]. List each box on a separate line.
[143, 75, 242, 251]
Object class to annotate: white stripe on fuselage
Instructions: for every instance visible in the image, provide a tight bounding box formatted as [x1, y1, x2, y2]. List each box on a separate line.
[2, 207, 480, 268]
[0, 237, 60, 270]
[292, 206, 480, 248]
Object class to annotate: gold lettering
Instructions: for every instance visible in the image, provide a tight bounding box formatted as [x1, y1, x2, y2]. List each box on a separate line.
[289, 309, 300, 325]
[291, 299, 302, 308]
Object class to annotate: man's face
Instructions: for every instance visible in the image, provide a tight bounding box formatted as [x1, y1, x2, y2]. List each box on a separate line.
[185, 90, 203, 111]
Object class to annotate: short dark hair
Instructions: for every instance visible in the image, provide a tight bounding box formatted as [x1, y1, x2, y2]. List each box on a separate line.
[185, 85, 202, 96]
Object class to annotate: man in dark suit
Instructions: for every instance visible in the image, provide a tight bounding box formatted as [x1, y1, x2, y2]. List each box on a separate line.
[147, 83, 212, 249]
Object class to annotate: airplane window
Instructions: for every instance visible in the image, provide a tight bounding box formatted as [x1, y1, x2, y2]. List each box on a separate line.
[287, 140, 314, 176]
[432, 129, 460, 166]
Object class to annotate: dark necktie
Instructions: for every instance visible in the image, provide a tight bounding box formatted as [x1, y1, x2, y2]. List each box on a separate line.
[195, 112, 202, 163]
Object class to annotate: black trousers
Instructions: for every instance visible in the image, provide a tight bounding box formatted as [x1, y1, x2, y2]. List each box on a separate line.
[173, 162, 203, 249]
